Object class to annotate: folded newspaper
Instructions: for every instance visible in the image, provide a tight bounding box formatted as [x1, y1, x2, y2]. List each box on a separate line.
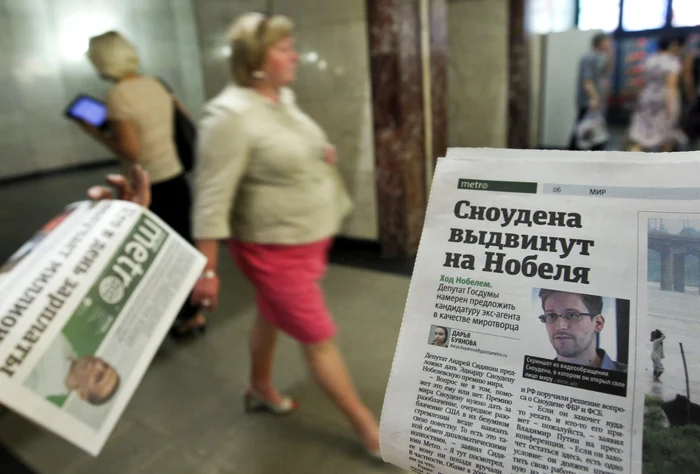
[380, 149, 700, 474]
[0, 200, 205, 456]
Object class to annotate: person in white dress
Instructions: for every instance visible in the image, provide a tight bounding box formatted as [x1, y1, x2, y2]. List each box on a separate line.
[650, 329, 665, 381]
[628, 35, 687, 152]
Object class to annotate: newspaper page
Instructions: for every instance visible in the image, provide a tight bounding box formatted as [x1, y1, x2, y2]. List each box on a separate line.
[380, 148, 700, 474]
[0, 200, 205, 456]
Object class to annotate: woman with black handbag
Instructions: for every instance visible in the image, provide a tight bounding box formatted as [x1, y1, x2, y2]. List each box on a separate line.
[76, 30, 206, 338]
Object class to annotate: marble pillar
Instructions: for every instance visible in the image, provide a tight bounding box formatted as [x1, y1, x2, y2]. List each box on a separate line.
[430, 0, 448, 164]
[366, 0, 426, 258]
[366, 0, 446, 258]
[508, 0, 530, 149]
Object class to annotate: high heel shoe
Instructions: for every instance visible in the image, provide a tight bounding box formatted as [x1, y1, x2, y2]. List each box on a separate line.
[244, 389, 298, 415]
[169, 323, 207, 340]
[169, 313, 208, 340]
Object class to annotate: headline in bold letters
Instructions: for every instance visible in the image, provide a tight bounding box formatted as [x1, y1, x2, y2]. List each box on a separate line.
[443, 201, 593, 285]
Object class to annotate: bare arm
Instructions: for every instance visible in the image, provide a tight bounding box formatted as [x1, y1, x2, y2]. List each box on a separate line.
[79, 119, 141, 162]
[584, 80, 600, 109]
[110, 119, 141, 161]
[190, 112, 251, 309]
[196, 240, 219, 273]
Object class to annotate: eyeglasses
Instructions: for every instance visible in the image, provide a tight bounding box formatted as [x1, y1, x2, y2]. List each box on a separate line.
[538, 312, 593, 324]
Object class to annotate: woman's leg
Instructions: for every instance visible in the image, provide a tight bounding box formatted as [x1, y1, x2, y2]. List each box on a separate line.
[303, 340, 380, 451]
[250, 314, 286, 404]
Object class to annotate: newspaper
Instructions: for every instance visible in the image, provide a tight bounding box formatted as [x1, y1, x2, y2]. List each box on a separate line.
[0, 200, 206, 456]
[380, 149, 700, 474]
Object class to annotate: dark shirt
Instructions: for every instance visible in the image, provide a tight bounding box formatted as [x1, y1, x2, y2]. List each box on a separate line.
[555, 348, 627, 373]
[597, 348, 627, 373]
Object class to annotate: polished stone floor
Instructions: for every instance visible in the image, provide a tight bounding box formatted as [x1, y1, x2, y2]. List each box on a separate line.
[0, 165, 409, 473]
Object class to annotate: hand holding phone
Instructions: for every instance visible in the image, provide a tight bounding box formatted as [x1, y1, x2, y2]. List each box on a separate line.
[64, 94, 109, 131]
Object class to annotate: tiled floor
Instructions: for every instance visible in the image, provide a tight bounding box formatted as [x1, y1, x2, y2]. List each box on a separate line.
[0, 165, 408, 473]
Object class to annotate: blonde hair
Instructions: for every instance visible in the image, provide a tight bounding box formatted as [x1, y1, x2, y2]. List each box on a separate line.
[87, 31, 140, 80]
[227, 13, 294, 87]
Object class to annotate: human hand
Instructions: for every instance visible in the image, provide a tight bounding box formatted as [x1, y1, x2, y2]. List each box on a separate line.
[191, 272, 220, 311]
[76, 119, 105, 140]
[87, 165, 151, 207]
[324, 145, 337, 165]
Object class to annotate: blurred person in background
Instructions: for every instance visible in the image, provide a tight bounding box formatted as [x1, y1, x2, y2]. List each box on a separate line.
[190, 13, 380, 458]
[569, 32, 614, 151]
[682, 41, 700, 147]
[77, 31, 206, 339]
[627, 35, 687, 152]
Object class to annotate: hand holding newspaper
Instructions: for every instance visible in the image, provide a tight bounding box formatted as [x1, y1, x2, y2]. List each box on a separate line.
[380, 149, 700, 474]
[0, 169, 205, 456]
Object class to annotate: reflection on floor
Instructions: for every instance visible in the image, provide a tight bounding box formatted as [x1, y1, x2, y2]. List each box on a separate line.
[0, 165, 408, 473]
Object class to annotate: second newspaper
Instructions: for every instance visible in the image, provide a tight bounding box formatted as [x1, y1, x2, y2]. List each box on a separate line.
[380, 149, 700, 474]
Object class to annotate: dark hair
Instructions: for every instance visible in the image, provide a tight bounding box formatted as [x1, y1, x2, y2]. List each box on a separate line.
[435, 326, 449, 338]
[659, 34, 687, 52]
[538, 289, 603, 315]
[592, 33, 609, 49]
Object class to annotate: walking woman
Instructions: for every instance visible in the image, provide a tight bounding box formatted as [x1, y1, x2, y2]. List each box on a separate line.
[78, 31, 206, 338]
[627, 35, 687, 152]
[650, 329, 665, 381]
[190, 13, 380, 457]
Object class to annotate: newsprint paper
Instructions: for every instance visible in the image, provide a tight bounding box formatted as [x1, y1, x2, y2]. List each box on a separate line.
[0, 200, 205, 456]
[380, 149, 700, 474]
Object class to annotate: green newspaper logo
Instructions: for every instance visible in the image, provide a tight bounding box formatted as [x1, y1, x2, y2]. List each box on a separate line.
[62, 214, 168, 357]
[458, 179, 537, 194]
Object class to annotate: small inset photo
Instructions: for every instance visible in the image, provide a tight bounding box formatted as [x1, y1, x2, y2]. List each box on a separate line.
[523, 288, 630, 397]
[428, 325, 450, 348]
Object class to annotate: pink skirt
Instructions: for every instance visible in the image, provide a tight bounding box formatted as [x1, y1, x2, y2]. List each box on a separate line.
[227, 238, 337, 344]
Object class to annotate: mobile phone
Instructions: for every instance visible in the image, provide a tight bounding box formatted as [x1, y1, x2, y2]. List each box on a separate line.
[64, 94, 109, 130]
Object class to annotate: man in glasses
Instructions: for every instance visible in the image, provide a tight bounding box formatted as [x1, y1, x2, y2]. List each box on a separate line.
[538, 289, 626, 372]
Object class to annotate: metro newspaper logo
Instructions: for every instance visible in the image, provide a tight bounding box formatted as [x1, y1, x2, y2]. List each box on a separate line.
[458, 179, 538, 194]
[63, 214, 168, 358]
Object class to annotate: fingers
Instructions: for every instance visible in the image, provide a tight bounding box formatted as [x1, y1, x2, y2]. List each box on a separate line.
[324, 145, 337, 165]
[87, 186, 114, 201]
[106, 174, 134, 201]
[191, 278, 219, 312]
[131, 166, 152, 207]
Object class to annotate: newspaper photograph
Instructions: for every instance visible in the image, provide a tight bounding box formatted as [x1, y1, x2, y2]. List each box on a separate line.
[0, 200, 206, 456]
[380, 149, 700, 474]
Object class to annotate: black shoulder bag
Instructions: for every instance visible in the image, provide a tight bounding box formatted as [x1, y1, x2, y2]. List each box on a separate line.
[156, 77, 197, 172]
